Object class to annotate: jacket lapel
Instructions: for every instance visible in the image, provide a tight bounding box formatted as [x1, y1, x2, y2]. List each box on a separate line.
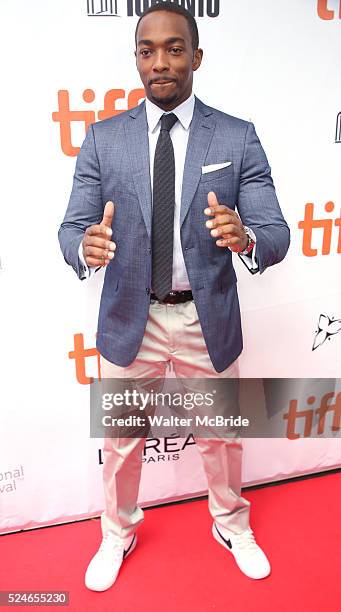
[180, 97, 216, 227]
[123, 98, 216, 236]
[124, 102, 153, 238]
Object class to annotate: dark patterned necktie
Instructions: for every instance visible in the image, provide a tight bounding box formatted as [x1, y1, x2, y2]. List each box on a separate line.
[152, 112, 178, 301]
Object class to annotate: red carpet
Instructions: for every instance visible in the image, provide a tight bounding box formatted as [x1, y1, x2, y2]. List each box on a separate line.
[1, 471, 341, 612]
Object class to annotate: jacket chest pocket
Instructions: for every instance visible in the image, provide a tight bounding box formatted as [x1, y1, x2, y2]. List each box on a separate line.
[199, 163, 234, 183]
[198, 166, 235, 205]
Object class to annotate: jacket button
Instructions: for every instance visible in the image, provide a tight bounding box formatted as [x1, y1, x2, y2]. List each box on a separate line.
[146, 288, 150, 295]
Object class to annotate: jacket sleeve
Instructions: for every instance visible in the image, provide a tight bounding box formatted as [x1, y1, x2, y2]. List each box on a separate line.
[237, 122, 290, 274]
[58, 124, 103, 279]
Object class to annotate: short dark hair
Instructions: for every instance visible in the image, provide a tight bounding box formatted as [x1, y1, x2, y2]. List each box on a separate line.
[135, 2, 199, 52]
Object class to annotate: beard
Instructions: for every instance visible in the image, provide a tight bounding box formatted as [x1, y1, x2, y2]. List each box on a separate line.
[148, 88, 179, 109]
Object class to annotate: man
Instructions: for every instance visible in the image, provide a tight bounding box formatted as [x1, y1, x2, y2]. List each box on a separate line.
[59, 3, 290, 590]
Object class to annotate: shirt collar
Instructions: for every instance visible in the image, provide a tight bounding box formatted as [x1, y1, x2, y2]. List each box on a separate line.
[145, 93, 195, 133]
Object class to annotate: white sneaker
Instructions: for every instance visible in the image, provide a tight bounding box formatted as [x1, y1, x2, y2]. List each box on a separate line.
[85, 532, 137, 591]
[212, 523, 271, 580]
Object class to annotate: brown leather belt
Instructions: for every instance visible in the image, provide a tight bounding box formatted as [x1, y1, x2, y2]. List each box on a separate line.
[150, 290, 193, 304]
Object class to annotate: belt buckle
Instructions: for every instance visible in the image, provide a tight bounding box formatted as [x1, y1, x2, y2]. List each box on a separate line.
[167, 291, 177, 304]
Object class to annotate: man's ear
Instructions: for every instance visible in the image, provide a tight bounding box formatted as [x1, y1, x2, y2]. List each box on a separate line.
[193, 48, 203, 72]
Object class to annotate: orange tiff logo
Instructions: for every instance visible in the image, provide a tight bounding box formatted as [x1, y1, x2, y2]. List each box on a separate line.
[69, 334, 101, 385]
[52, 88, 145, 157]
[284, 391, 341, 439]
[298, 201, 341, 256]
[317, 0, 341, 18]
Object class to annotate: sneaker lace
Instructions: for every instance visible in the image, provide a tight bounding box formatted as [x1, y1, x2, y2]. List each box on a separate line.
[233, 529, 259, 554]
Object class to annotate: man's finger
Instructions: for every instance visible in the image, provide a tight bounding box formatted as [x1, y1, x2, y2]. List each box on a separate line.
[84, 236, 116, 250]
[84, 246, 115, 260]
[86, 256, 111, 267]
[207, 191, 220, 210]
[204, 204, 239, 218]
[216, 237, 239, 248]
[204, 205, 228, 216]
[86, 224, 110, 237]
[223, 206, 239, 216]
[206, 215, 235, 229]
[210, 223, 237, 238]
[101, 201, 115, 231]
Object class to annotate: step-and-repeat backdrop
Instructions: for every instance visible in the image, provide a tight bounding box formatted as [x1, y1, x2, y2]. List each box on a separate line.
[1, 0, 340, 533]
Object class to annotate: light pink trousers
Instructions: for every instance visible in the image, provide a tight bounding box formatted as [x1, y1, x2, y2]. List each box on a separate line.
[100, 300, 250, 539]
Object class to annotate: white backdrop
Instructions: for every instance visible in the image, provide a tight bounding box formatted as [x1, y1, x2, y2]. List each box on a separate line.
[1, 0, 341, 534]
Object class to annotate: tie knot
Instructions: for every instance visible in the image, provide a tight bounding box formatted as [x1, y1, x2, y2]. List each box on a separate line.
[160, 113, 178, 133]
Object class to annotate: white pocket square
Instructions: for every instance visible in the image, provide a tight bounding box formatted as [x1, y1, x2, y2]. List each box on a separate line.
[202, 161, 232, 174]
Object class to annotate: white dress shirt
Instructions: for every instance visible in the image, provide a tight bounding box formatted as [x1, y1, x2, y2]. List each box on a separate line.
[146, 93, 194, 290]
[79, 93, 257, 281]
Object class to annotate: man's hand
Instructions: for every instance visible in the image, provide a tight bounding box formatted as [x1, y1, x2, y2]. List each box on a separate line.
[204, 191, 248, 252]
[82, 201, 116, 267]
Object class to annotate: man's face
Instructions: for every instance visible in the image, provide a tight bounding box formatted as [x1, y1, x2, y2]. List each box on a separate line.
[135, 11, 203, 111]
